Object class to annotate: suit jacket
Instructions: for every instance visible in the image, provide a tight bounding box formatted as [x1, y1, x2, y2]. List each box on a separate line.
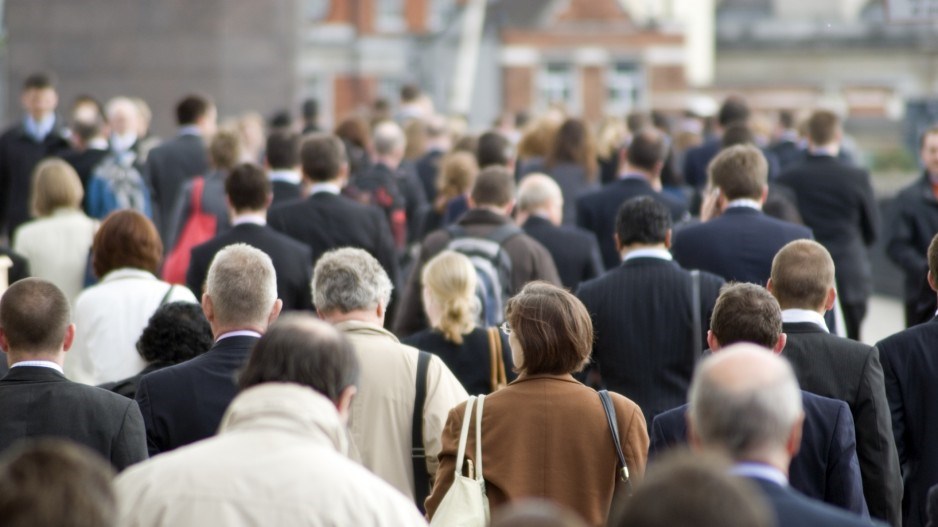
[524, 160, 599, 226]
[186, 223, 313, 311]
[777, 155, 879, 304]
[650, 393, 868, 516]
[576, 178, 689, 269]
[425, 375, 648, 527]
[877, 316, 938, 527]
[684, 138, 783, 187]
[271, 180, 301, 206]
[886, 172, 938, 325]
[750, 476, 884, 527]
[0, 366, 147, 470]
[576, 257, 724, 424]
[135, 335, 258, 456]
[415, 149, 444, 203]
[521, 215, 604, 290]
[782, 322, 902, 526]
[144, 132, 209, 242]
[672, 207, 813, 284]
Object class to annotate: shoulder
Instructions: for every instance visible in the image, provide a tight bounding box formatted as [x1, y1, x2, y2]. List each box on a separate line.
[877, 321, 936, 356]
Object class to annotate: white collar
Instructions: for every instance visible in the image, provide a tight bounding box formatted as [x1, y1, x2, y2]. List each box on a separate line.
[232, 214, 266, 227]
[730, 462, 788, 487]
[623, 248, 673, 262]
[309, 182, 341, 195]
[110, 132, 138, 153]
[809, 146, 838, 157]
[782, 309, 829, 333]
[100, 268, 158, 282]
[268, 169, 301, 185]
[216, 330, 262, 342]
[11, 360, 64, 374]
[725, 198, 762, 211]
[618, 172, 649, 182]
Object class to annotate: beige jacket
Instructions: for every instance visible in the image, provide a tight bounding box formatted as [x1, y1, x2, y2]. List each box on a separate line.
[337, 320, 469, 500]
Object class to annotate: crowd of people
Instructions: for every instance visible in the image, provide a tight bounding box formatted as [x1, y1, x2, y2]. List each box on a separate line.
[1, 71, 938, 527]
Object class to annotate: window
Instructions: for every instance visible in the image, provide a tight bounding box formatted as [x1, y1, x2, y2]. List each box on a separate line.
[428, 0, 458, 32]
[304, 0, 330, 21]
[537, 62, 576, 111]
[376, 0, 406, 33]
[606, 61, 643, 113]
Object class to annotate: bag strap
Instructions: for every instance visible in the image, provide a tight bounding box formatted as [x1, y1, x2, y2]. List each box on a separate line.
[412, 351, 432, 511]
[474, 394, 486, 482]
[454, 396, 477, 477]
[158, 284, 175, 307]
[191, 177, 205, 215]
[485, 223, 522, 245]
[598, 390, 632, 495]
[691, 269, 701, 359]
[487, 328, 507, 392]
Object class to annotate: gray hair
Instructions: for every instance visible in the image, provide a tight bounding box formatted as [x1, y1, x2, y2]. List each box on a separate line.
[312, 248, 393, 314]
[688, 343, 802, 460]
[372, 120, 406, 156]
[517, 173, 562, 213]
[206, 244, 278, 327]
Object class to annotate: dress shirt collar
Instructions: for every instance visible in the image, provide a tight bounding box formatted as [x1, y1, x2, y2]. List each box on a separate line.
[778, 130, 799, 143]
[309, 182, 341, 195]
[88, 137, 110, 150]
[808, 146, 838, 157]
[24, 114, 56, 141]
[216, 330, 262, 343]
[730, 462, 788, 487]
[618, 172, 650, 182]
[725, 198, 762, 211]
[110, 132, 138, 153]
[268, 169, 301, 185]
[178, 125, 202, 137]
[782, 309, 829, 333]
[623, 247, 673, 263]
[11, 360, 64, 374]
[232, 214, 266, 227]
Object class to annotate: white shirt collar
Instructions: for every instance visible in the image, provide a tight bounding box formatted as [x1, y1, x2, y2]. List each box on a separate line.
[309, 182, 341, 195]
[216, 330, 262, 342]
[725, 198, 762, 211]
[268, 169, 301, 185]
[730, 462, 788, 487]
[618, 172, 649, 182]
[232, 214, 266, 227]
[809, 146, 838, 157]
[11, 360, 64, 374]
[623, 248, 673, 262]
[782, 309, 829, 333]
[110, 132, 138, 153]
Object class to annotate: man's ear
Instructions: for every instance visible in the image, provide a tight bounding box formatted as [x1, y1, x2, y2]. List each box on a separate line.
[664, 229, 673, 250]
[614, 233, 623, 254]
[0, 328, 9, 354]
[823, 287, 837, 312]
[686, 414, 703, 452]
[773, 333, 787, 355]
[268, 299, 284, 325]
[61, 323, 76, 353]
[202, 293, 215, 324]
[929, 271, 937, 293]
[765, 278, 774, 294]
[706, 330, 719, 352]
[759, 185, 769, 205]
[336, 385, 358, 424]
[786, 412, 805, 459]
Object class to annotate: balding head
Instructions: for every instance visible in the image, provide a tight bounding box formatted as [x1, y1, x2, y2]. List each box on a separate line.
[204, 244, 281, 333]
[372, 120, 406, 165]
[625, 127, 668, 176]
[517, 173, 563, 225]
[768, 240, 836, 312]
[0, 279, 73, 360]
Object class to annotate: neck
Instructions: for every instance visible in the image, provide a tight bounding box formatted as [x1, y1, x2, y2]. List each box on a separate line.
[620, 243, 667, 258]
[309, 177, 344, 188]
[474, 204, 508, 217]
[28, 112, 52, 122]
[211, 323, 265, 339]
[738, 451, 791, 478]
[321, 308, 383, 327]
[233, 209, 266, 220]
[8, 351, 63, 367]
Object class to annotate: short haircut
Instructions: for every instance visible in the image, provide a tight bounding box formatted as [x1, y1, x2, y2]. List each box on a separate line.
[302, 98, 318, 120]
[300, 133, 347, 182]
[239, 314, 359, 404]
[615, 196, 671, 246]
[422, 251, 479, 345]
[708, 144, 768, 201]
[372, 120, 406, 156]
[22, 73, 54, 92]
[225, 163, 271, 212]
[770, 240, 835, 310]
[104, 97, 138, 123]
[265, 130, 300, 169]
[626, 111, 651, 134]
[517, 173, 562, 213]
[471, 166, 515, 207]
[205, 244, 278, 328]
[176, 94, 211, 126]
[92, 210, 162, 277]
[689, 344, 803, 459]
[30, 158, 83, 217]
[779, 110, 795, 129]
[919, 126, 938, 150]
[718, 96, 750, 127]
[476, 131, 512, 168]
[400, 83, 420, 102]
[136, 302, 213, 365]
[626, 128, 668, 172]
[209, 129, 242, 171]
[710, 283, 782, 349]
[505, 281, 592, 375]
[0, 439, 116, 527]
[312, 248, 393, 314]
[806, 109, 840, 146]
[928, 233, 938, 280]
[0, 279, 70, 354]
[720, 123, 755, 149]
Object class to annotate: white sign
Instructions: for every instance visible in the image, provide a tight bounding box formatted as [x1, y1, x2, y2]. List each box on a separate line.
[888, 0, 938, 21]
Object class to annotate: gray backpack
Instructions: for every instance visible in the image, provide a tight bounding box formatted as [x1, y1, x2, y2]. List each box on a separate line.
[445, 224, 521, 326]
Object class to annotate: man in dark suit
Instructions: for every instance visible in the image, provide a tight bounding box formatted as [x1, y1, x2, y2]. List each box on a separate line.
[877, 233, 938, 527]
[517, 174, 603, 290]
[577, 197, 724, 424]
[415, 116, 450, 204]
[0, 278, 147, 470]
[265, 130, 303, 206]
[682, 96, 750, 189]
[777, 110, 879, 340]
[672, 144, 813, 285]
[769, 110, 804, 172]
[186, 163, 312, 311]
[651, 283, 867, 515]
[688, 344, 881, 527]
[769, 239, 902, 526]
[577, 128, 689, 269]
[136, 244, 282, 455]
[145, 94, 215, 243]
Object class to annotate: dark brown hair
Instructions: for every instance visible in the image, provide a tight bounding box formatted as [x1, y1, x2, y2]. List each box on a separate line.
[300, 133, 348, 182]
[626, 128, 668, 172]
[92, 210, 163, 277]
[806, 110, 840, 146]
[225, 163, 271, 212]
[175, 94, 211, 126]
[471, 166, 515, 208]
[334, 116, 372, 151]
[770, 240, 835, 310]
[265, 130, 300, 169]
[546, 118, 597, 182]
[0, 279, 70, 354]
[710, 283, 781, 349]
[708, 144, 768, 201]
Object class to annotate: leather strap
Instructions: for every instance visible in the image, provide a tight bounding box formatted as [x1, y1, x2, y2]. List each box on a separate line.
[412, 351, 431, 512]
[691, 269, 701, 360]
[598, 390, 632, 495]
[488, 327, 507, 392]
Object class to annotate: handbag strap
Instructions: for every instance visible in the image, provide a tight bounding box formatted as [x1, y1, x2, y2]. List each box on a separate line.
[412, 351, 432, 511]
[598, 390, 632, 494]
[487, 328, 507, 391]
[691, 269, 701, 360]
[454, 396, 477, 475]
[158, 284, 175, 307]
[474, 394, 485, 482]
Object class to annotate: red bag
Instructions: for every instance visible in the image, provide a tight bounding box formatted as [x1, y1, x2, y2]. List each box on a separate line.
[161, 177, 217, 284]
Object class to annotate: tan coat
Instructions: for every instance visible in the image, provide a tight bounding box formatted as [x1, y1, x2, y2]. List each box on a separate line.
[425, 374, 649, 526]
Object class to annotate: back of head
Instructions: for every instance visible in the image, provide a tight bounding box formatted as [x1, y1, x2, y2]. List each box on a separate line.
[312, 248, 393, 315]
[0, 279, 70, 356]
[92, 210, 162, 277]
[400, 83, 421, 104]
[517, 173, 562, 214]
[136, 302, 213, 366]
[334, 116, 371, 150]
[928, 233, 938, 281]
[626, 111, 652, 134]
[239, 314, 359, 404]
[265, 130, 299, 170]
[490, 500, 588, 527]
[31, 158, 84, 217]
[175, 94, 211, 127]
[616, 196, 671, 247]
[437, 151, 478, 201]
[778, 110, 795, 130]
[471, 166, 515, 208]
[300, 133, 347, 182]
[718, 96, 750, 128]
[688, 344, 803, 461]
[720, 123, 755, 149]
[710, 283, 782, 349]
[548, 118, 596, 177]
[302, 98, 318, 121]
[476, 131, 512, 168]
[206, 244, 278, 329]
[225, 163, 271, 213]
[0, 439, 116, 527]
[422, 250, 479, 344]
[708, 144, 768, 201]
[372, 120, 406, 157]
[769, 240, 835, 310]
[626, 128, 668, 172]
[806, 109, 840, 146]
[209, 128, 242, 171]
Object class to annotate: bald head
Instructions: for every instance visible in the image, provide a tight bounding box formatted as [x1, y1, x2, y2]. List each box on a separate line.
[372, 120, 406, 161]
[517, 173, 563, 225]
[769, 240, 835, 311]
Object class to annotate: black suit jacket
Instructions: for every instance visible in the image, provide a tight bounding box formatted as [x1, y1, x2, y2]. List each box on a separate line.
[576, 257, 724, 423]
[672, 207, 813, 284]
[650, 393, 868, 516]
[186, 223, 313, 311]
[576, 178, 689, 269]
[135, 335, 258, 456]
[144, 133, 209, 242]
[886, 173, 938, 326]
[0, 366, 147, 470]
[750, 476, 884, 527]
[777, 155, 879, 304]
[271, 180, 302, 207]
[782, 322, 902, 525]
[521, 215, 603, 290]
[877, 316, 938, 527]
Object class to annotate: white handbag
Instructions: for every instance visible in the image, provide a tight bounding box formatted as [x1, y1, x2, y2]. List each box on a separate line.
[430, 394, 489, 527]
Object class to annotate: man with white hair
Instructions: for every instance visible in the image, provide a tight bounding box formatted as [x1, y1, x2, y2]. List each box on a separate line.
[688, 345, 879, 527]
[313, 247, 466, 508]
[136, 244, 282, 455]
[105, 97, 141, 156]
[517, 173, 603, 289]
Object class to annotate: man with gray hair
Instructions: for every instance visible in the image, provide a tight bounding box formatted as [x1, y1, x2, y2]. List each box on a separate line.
[313, 247, 466, 508]
[517, 173, 603, 289]
[688, 344, 877, 527]
[136, 243, 282, 455]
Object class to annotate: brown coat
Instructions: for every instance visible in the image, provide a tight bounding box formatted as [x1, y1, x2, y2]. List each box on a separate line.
[424, 374, 648, 526]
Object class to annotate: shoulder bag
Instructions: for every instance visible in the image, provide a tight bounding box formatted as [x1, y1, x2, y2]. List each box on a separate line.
[430, 394, 489, 527]
[487, 327, 508, 392]
[598, 389, 633, 496]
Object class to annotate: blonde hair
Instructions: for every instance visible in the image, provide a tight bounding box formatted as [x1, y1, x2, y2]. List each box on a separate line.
[436, 151, 478, 210]
[30, 158, 83, 217]
[422, 251, 479, 344]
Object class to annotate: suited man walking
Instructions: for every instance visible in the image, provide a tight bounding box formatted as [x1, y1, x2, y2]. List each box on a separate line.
[0, 278, 147, 470]
[264, 130, 303, 207]
[136, 244, 282, 455]
[768, 239, 902, 526]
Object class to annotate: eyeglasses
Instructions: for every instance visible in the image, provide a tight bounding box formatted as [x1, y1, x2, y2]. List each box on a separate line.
[499, 321, 512, 335]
